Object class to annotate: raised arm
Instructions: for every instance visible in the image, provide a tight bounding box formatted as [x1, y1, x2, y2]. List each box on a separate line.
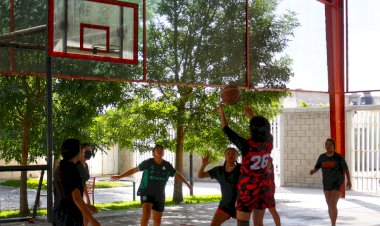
[198, 157, 211, 179]
[244, 103, 254, 120]
[218, 104, 228, 128]
[111, 167, 138, 181]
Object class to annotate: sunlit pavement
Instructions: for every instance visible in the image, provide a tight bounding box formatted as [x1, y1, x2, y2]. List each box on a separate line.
[1, 183, 380, 226]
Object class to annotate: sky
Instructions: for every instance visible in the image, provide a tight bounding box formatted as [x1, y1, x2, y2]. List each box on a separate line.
[276, 0, 380, 94]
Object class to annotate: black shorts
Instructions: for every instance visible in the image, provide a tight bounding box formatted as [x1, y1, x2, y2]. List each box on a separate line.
[323, 183, 342, 192]
[140, 194, 165, 212]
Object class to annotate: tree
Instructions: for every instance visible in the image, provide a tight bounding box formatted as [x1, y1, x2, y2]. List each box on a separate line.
[0, 1, 128, 215]
[96, 0, 299, 203]
[0, 76, 127, 215]
[149, 0, 298, 203]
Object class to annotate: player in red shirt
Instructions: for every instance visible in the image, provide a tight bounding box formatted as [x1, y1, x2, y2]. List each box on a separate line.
[218, 104, 277, 226]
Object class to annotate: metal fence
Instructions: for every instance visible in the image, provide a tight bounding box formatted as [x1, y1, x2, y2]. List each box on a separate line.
[271, 115, 281, 187]
[350, 110, 380, 191]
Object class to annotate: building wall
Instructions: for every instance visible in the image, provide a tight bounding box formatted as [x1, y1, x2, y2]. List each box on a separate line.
[281, 108, 331, 188]
[280, 105, 380, 190]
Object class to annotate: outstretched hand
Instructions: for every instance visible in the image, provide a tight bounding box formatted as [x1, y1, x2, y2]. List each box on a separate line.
[110, 175, 121, 181]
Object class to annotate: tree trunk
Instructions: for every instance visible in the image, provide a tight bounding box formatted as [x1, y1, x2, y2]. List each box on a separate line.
[172, 87, 190, 203]
[173, 122, 185, 203]
[19, 115, 31, 215]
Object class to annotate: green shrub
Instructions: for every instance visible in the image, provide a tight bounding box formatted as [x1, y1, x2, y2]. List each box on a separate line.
[0, 194, 222, 218]
[0, 179, 129, 190]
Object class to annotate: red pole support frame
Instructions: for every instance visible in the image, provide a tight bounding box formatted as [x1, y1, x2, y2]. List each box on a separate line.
[323, 0, 346, 197]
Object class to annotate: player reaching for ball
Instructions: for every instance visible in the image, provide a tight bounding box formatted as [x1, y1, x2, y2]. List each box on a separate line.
[218, 103, 277, 226]
[111, 144, 192, 226]
[198, 148, 241, 226]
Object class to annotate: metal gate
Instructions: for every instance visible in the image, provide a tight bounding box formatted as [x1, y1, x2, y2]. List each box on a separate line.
[271, 115, 281, 187]
[350, 110, 380, 191]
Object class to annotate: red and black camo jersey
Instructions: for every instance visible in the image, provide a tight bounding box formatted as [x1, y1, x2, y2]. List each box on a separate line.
[223, 126, 273, 177]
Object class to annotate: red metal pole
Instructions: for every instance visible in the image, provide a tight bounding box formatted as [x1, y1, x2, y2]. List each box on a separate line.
[324, 0, 346, 197]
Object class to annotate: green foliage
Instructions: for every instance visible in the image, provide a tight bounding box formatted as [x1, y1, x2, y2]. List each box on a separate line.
[0, 76, 46, 163]
[51, 79, 127, 156]
[298, 100, 311, 108]
[1, 0, 298, 161]
[96, 84, 288, 158]
[93, 0, 297, 160]
[0, 194, 222, 218]
[0, 179, 129, 190]
[318, 103, 329, 107]
[0, 0, 299, 207]
[0, 209, 26, 219]
[0, 179, 48, 190]
[94, 181, 131, 189]
[95, 194, 222, 211]
[0, 76, 127, 162]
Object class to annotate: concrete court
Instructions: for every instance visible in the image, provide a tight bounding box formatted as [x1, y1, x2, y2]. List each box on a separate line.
[1, 184, 380, 226]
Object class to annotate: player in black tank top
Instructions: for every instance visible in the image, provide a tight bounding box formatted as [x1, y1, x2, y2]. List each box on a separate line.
[198, 148, 241, 226]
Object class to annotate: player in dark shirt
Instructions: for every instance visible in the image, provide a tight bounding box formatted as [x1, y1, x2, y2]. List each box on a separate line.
[111, 144, 192, 226]
[218, 104, 276, 226]
[310, 138, 352, 226]
[53, 139, 100, 226]
[198, 148, 241, 226]
[76, 143, 97, 226]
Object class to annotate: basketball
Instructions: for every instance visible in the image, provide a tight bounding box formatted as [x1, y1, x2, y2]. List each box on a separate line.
[220, 85, 241, 105]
